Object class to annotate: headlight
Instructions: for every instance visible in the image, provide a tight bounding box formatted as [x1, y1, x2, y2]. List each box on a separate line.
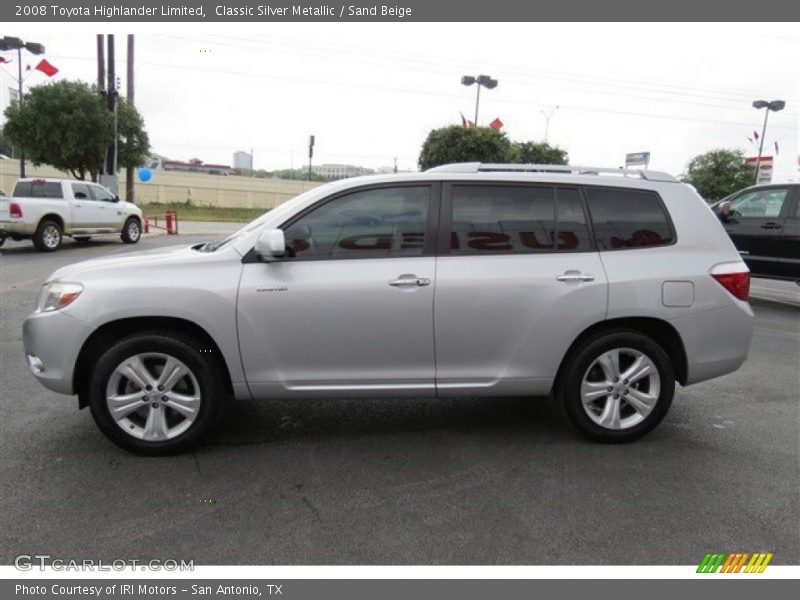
[36, 282, 84, 312]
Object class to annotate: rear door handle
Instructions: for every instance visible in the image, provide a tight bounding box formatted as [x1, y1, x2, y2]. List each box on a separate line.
[556, 271, 595, 283]
[761, 222, 782, 230]
[389, 275, 431, 288]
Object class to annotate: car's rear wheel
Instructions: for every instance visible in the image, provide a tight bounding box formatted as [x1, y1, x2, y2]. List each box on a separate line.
[33, 219, 63, 252]
[88, 333, 225, 455]
[558, 330, 674, 442]
[0, 232, 6, 247]
[120, 218, 141, 244]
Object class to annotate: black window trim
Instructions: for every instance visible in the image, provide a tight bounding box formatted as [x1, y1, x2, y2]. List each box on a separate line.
[438, 180, 595, 256]
[581, 184, 678, 252]
[243, 181, 441, 264]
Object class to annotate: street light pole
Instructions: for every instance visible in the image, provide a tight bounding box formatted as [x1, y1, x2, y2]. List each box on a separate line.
[461, 75, 498, 127]
[474, 83, 481, 126]
[541, 106, 559, 143]
[752, 99, 786, 185]
[1, 37, 45, 177]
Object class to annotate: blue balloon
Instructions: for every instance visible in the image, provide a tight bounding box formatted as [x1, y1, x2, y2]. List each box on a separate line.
[137, 167, 152, 183]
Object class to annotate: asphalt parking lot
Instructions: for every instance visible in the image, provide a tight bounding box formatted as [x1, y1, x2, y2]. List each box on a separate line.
[1, 234, 798, 565]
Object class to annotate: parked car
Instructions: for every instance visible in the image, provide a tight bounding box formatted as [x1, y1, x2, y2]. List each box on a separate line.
[714, 183, 800, 281]
[0, 178, 143, 251]
[23, 164, 754, 454]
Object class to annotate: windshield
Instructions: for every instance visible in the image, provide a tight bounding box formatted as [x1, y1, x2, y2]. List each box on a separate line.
[194, 183, 333, 252]
[197, 211, 274, 252]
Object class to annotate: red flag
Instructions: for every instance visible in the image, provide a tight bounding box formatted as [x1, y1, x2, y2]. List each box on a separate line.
[35, 59, 58, 77]
[489, 117, 504, 129]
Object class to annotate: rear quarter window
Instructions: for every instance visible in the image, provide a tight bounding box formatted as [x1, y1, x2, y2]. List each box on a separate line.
[584, 187, 674, 250]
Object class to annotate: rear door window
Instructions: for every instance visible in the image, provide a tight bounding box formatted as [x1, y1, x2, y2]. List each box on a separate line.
[584, 187, 674, 250]
[447, 185, 592, 254]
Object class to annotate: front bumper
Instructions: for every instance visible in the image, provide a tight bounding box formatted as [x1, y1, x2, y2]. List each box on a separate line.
[22, 309, 94, 395]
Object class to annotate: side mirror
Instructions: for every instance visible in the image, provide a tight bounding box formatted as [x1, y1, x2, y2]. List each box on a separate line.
[254, 229, 286, 261]
[113, 195, 121, 203]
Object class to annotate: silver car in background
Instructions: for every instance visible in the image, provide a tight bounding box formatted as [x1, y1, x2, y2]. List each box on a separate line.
[23, 164, 754, 454]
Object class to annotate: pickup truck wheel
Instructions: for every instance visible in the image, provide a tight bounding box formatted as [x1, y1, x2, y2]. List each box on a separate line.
[88, 333, 225, 455]
[121, 218, 141, 244]
[0, 232, 6, 247]
[33, 220, 63, 252]
[558, 330, 674, 443]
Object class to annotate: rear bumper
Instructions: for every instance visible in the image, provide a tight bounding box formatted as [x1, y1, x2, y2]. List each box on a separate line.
[22, 309, 94, 395]
[0, 220, 34, 235]
[670, 301, 755, 386]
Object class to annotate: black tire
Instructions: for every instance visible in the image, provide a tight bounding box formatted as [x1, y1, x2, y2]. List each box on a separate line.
[73, 236, 92, 243]
[33, 219, 63, 252]
[87, 332, 226, 455]
[0, 232, 5, 247]
[120, 217, 141, 244]
[558, 330, 675, 443]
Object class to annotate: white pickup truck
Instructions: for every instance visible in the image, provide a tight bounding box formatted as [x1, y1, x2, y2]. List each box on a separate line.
[0, 177, 143, 252]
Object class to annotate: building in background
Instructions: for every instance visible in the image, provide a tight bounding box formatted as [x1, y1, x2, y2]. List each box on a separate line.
[312, 163, 375, 180]
[233, 150, 253, 171]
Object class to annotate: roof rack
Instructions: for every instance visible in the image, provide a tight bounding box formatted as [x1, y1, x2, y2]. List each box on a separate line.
[426, 162, 678, 182]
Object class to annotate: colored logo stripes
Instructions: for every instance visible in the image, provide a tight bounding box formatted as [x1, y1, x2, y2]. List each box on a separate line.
[697, 552, 773, 573]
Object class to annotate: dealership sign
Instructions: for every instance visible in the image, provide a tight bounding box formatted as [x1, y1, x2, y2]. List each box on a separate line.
[746, 156, 773, 184]
[625, 151, 651, 167]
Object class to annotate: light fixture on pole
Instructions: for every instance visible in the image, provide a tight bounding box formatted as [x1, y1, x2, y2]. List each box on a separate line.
[461, 74, 498, 126]
[752, 99, 785, 184]
[540, 106, 559, 143]
[0, 36, 46, 178]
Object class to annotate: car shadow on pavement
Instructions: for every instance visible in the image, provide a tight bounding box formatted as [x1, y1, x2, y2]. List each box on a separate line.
[205, 395, 573, 448]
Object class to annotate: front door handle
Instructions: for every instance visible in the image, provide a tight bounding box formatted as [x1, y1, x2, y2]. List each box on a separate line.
[389, 275, 431, 288]
[556, 271, 595, 283]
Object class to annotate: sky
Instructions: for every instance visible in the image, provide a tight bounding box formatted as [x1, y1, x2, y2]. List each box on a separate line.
[2, 22, 799, 181]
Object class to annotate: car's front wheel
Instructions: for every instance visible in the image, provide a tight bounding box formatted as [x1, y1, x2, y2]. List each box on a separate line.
[88, 333, 225, 455]
[558, 330, 675, 442]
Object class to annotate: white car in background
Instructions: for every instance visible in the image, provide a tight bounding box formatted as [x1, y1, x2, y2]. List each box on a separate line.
[0, 177, 143, 251]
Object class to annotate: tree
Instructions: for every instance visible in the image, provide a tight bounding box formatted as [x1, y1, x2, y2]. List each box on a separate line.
[682, 149, 755, 202]
[2, 80, 149, 181]
[512, 141, 568, 165]
[0, 131, 14, 157]
[418, 125, 514, 170]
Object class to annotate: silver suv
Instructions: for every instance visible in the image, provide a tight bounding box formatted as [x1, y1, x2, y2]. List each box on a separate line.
[23, 164, 754, 454]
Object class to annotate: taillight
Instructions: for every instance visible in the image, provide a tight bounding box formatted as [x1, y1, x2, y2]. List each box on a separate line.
[712, 271, 750, 301]
[10, 202, 23, 218]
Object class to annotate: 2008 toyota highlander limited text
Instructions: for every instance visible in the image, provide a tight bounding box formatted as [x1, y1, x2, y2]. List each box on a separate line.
[23, 163, 754, 455]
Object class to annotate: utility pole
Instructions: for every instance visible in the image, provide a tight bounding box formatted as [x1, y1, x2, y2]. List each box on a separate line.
[16, 47, 24, 177]
[106, 33, 117, 183]
[125, 35, 135, 202]
[308, 135, 315, 181]
[96, 34, 105, 91]
[393, 157, 398, 173]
